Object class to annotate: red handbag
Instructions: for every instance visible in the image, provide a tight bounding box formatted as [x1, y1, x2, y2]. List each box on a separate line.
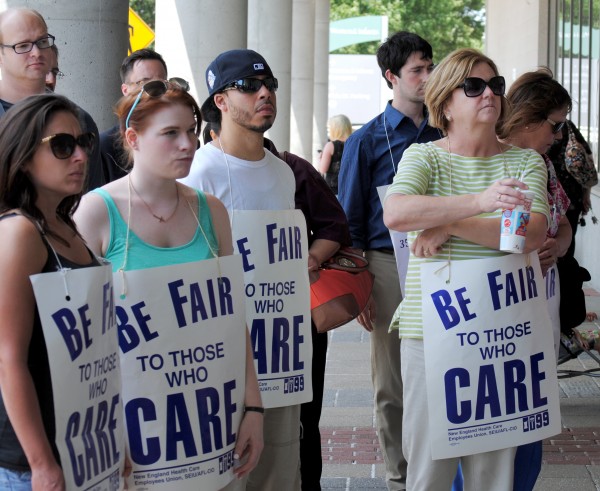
[310, 248, 374, 333]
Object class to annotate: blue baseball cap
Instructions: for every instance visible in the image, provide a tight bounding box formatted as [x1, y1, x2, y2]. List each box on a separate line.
[201, 49, 274, 120]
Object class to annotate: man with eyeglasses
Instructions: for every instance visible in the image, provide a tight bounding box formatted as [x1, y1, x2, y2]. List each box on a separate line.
[337, 31, 441, 491]
[0, 7, 102, 192]
[45, 44, 63, 92]
[97, 48, 170, 187]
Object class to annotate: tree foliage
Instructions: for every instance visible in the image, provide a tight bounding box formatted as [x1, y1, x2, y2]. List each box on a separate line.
[130, 0, 156, 30]
[129, 0, 485, 61]
[558, 0, 600, 27]
[330, 0, 485, 61]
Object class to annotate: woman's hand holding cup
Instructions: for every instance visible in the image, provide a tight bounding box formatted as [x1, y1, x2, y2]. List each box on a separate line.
[479, 178, 529, 213]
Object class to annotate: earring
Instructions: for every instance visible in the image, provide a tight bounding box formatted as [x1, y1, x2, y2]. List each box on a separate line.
[445, 114, 452, 122]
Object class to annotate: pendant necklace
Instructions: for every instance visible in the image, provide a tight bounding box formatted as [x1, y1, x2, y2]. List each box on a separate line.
[128, 174, 180, 223]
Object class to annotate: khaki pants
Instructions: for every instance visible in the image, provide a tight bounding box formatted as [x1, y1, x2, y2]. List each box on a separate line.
[237, 405, 301, 491]
[401, 338, 516, 491]
[366, 250, 406, 490]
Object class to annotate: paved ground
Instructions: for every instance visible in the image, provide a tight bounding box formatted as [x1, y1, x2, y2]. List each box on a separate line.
[318, 288, 600, 490]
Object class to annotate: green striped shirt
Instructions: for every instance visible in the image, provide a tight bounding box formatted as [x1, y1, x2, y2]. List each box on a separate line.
[385, 142, 550, 338]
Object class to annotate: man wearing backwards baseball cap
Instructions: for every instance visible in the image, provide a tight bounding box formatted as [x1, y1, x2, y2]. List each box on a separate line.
[182, 49, 301, 490]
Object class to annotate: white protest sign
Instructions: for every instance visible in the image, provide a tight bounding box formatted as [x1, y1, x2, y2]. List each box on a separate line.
[422, 253, 561, 459]
[377, 184, 409, 292]
[233, 210, 313, 407]
[545, 264, 561, 360]
[31, 263, 124, 491]
[113, 256, 247, 491]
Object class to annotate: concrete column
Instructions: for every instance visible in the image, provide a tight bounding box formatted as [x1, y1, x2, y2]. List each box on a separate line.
[248, 0, 292, 151]
[312, 0, 329, 165]
[156, 0, 247, 112]
[485, 0, 548, 84]
[290, 0, 315, 161]
[2, 0, 129, 130]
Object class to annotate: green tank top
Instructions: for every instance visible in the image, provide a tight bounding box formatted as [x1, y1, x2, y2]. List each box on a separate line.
[93, 188, 219, 272]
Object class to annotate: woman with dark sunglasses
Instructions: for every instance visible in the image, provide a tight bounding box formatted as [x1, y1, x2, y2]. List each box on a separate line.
[500, 69, 572, 294]
[75, 81, 263, 489]
[499, 69, 573, 491]
[383, 49, 551, 490]
[0, 93, 98, 490]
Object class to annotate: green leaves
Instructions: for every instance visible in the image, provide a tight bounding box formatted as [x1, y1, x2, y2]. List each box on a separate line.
[330, 0, 485, 61]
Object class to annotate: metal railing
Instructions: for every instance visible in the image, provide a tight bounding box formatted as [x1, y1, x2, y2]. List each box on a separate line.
[553, 0, 599, 164]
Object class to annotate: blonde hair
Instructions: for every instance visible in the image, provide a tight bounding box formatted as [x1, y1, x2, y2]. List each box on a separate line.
[328, 114, 352, 141]
[425, 48, 508, 135]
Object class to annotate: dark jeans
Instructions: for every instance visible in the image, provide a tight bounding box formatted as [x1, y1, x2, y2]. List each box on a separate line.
[513, 441, 542, 491]
[300, 323, 328, 490]
[565, 206, 581, 258]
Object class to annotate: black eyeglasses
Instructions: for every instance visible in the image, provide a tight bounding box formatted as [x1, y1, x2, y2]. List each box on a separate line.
[223, 77, 278, 94]
[458, 76, 505, 97]
[40, 133, 95, 159]
[126, 78, 190, 128]
[49, 68, 64, 79]
[0, 34, 55, 54]
[546, 118, 566, 134]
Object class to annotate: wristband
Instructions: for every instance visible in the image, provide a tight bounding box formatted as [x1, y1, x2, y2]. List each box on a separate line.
[244, 406, 265, 414]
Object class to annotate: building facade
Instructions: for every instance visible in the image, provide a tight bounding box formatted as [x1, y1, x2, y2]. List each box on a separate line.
[487, 0, 600, 288]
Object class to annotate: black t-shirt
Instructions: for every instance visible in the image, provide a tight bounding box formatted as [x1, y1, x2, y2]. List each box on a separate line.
[0, 214, 99, 471]
[324, 140, 344, 194]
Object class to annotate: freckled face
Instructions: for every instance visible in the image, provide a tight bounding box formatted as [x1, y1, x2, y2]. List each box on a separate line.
[132, 103, 198, 178]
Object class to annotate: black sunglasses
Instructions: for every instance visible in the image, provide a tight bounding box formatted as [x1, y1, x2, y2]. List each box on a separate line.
[223, 77, 279, 94]
[458, 76, 505, 97]
[126, 78, 190, 128]
[40, 132, 95, 159]
[546, 118, 566, 134]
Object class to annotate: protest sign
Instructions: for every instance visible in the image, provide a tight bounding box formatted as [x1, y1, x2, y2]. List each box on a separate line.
[377, 184, 409, 292]
[422, 253, 561, 459]
[233, 210, 312, 407]
[545, 264, 561, 360]
[32, 263, 124, 490]
[113, 256, 247, 491]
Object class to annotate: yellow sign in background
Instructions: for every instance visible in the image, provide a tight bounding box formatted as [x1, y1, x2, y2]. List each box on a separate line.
[128, 7, 154, 54]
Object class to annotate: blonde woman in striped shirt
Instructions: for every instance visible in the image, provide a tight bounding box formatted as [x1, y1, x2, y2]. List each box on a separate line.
[383, 49, 550, 491]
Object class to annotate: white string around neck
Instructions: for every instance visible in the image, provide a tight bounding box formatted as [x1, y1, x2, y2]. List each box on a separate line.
[119, 175, 221, 299]
[382, 110, 444, 175]
[215, 135, 296, 225]
[216, 136, 235, 230]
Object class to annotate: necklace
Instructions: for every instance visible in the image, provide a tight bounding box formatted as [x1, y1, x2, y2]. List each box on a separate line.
[441, 137, 510, 282]
[128, 175, 180, 223]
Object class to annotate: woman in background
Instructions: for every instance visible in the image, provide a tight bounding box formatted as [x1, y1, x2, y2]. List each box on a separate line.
[499, 68, 573, 491]
[318, 114, 352, 195]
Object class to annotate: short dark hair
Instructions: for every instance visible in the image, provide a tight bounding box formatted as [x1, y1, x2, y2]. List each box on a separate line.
[377, 31, 433, 89]
[202, 121, 221, 145]
[201, 97, 222, 124]
[119, 49, 167, 84]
